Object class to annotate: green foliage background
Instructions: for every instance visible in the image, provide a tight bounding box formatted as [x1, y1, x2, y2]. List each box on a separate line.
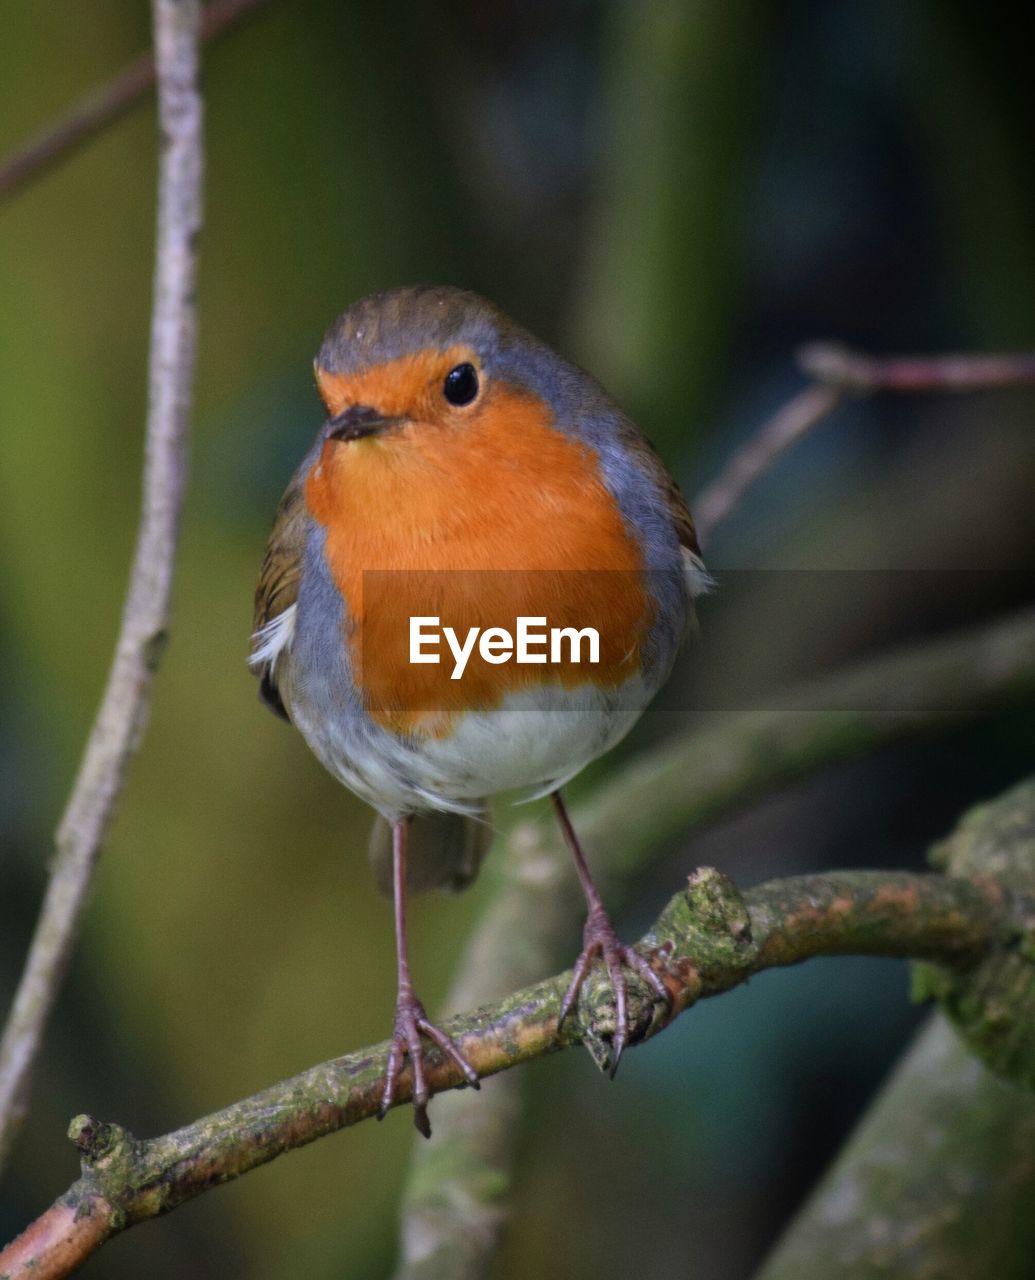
[1, 3, 1034, 1276]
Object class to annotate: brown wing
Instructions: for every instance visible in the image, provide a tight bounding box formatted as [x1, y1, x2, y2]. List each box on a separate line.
[251, 469, 308, 719]
[617, 416, 702, 558]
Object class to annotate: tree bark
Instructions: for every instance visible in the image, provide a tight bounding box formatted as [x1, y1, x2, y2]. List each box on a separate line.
[758, 776, 1035, 1278]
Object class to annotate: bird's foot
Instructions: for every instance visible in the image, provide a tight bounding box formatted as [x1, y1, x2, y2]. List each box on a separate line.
[378, 987, 480, 1137]
[557, 905, 673, 1077]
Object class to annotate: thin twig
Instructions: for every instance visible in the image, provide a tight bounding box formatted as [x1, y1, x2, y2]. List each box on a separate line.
[799, 342, 1035, 393]
[0, 0, 202, 1171]
[0, 0, 269, 203]
[693, 382, 845, 546]
[0, 865, 1015, 1280]
[693, 344, 1035, 545]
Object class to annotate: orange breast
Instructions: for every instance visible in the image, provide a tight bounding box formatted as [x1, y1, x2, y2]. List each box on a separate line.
[304, 382, 652, 736]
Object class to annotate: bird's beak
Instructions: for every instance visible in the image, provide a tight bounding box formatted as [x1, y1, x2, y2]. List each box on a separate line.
[325, 404, 406, 443]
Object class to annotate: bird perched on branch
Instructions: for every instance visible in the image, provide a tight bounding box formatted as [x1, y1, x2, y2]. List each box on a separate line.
[250, 286, 708, 1136]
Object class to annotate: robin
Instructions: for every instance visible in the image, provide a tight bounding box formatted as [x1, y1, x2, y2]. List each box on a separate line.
[250, 286, 708, 1136]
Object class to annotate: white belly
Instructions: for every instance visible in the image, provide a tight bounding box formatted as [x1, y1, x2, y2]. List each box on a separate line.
[287, 675, 653, 819]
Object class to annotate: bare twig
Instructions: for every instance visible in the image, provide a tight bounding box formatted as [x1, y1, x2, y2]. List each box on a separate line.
[693, 344, 1035, 545]
[0, 0, 268, 203]
[799, 342, 1035, 393]
[0, 0, 203, 1170]
[693, 382, 845, 546]
[0, 865, 1016, 1280]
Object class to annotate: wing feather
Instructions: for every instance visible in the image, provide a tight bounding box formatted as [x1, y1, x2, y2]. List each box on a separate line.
[250, 470, 308, 719]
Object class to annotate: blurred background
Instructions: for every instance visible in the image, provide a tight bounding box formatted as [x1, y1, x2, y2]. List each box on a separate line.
[1, 1, 1034, 1276]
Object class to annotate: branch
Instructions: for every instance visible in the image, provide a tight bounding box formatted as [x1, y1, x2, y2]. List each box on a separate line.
[799, 342, 1035, 393]
[693, 343, 1035, 544]
[758, 777, 1035, 1278]
[0, 866, 1018, 1279]
[693, 382, 845, 546]
[0, 0, 270, 203]
[0, 0, 202, 1171]
[758, 1014, 1035, 1280]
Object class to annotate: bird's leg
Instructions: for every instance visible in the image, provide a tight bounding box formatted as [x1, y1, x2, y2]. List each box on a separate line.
[378, 816, 479, 1137]
[552, 790, 672, 1076]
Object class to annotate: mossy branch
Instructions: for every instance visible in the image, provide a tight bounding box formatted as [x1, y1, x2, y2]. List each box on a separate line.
[758, 778, 1035, 1279]
[758, 1013, 1035, 1280]
[3, 863, 1031, 1279]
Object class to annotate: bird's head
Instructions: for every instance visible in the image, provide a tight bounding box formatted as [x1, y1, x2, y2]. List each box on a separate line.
[312, 285, 534, 457]
[303, 284, 603, 535]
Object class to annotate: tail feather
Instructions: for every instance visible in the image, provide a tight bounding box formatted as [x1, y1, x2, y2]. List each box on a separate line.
[368, 808, 494, 896]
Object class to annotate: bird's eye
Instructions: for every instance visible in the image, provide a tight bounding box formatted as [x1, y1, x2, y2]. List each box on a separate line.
[443, 363, 479, 406]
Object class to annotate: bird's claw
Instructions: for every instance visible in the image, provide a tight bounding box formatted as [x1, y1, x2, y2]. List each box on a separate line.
[557, 907, 673, 1077]
[377, 988, 480, 1137]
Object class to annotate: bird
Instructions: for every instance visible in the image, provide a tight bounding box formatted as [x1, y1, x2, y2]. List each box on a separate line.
[250, 285, 708, 1136]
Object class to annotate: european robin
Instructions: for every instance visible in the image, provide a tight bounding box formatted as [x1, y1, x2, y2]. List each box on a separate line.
[250, 286, 708, 1135]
